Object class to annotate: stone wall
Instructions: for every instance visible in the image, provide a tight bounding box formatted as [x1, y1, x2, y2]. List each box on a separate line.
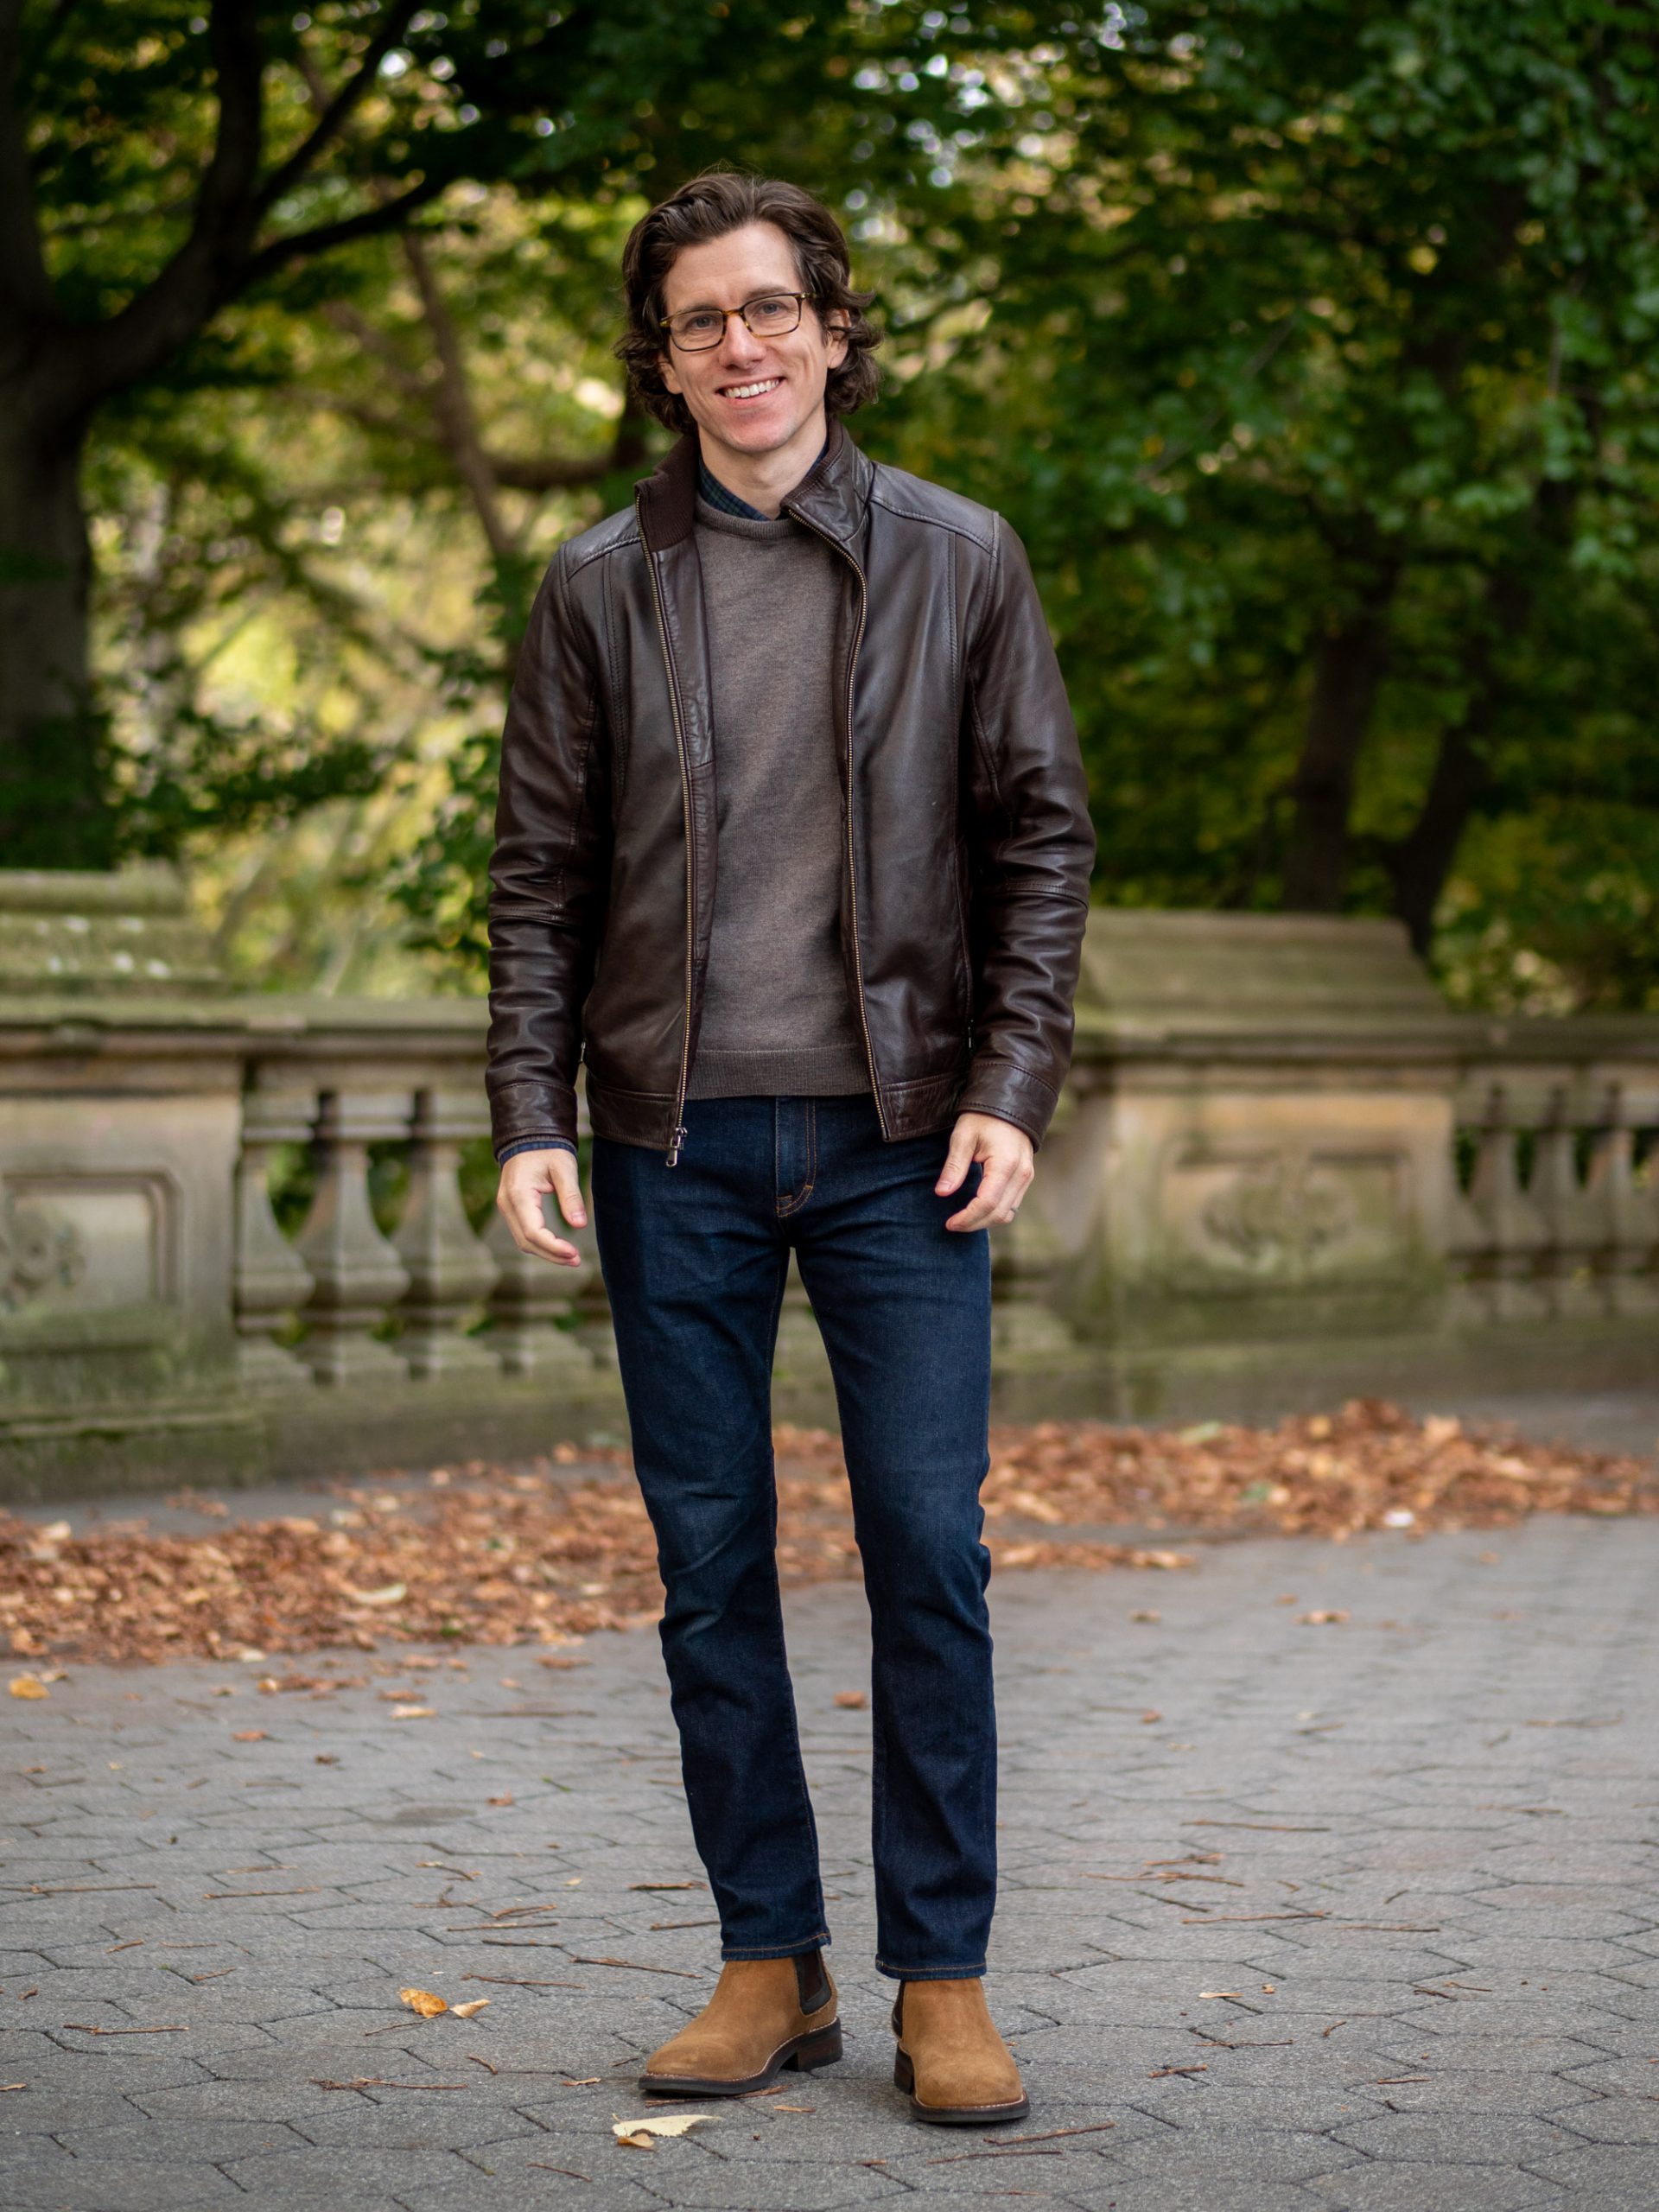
[2, 872, 1655, 1497]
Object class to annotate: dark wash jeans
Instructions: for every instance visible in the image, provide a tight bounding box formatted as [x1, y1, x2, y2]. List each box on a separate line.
[590, 1092, 997, 1981]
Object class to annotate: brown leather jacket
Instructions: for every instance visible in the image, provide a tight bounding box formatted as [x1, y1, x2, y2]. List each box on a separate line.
[486, 416, 1094, 1163]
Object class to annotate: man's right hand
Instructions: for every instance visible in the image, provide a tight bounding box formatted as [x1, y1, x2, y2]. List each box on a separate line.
[496, 1147, 588, 1268]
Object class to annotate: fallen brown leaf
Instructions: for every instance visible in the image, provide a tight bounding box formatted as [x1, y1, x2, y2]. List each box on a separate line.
[4, 1402, 1651, 1664]
[398, 1986, 448, 2018]
[613, 2113, 716, 2143]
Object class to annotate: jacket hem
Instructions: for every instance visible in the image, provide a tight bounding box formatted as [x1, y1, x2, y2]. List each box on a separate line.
[586, 1069, 977, 1152]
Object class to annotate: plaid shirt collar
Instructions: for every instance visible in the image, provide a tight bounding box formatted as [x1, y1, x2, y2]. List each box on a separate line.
[696, 434, 830, 521]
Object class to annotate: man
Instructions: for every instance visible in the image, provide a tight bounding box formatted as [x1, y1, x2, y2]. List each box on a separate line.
[487, 170, 1092, 2124]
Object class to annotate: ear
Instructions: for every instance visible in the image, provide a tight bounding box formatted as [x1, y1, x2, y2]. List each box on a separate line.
[659, 350, 683, 398]
[823, 315, 850, 371]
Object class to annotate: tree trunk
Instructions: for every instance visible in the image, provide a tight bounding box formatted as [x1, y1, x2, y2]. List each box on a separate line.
[1386, 721, 1487, 954]
[1280, 569, 1399, 912]
[0, 401, 111, 867]
[1382, 507, 1562, 953]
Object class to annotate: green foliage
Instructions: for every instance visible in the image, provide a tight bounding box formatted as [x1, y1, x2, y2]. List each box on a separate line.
[865, 0, 1659, 1001]
[11, 0, 1659, 1007]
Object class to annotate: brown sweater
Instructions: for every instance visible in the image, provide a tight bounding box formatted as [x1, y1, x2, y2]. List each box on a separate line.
[685, 497, 870, 1099]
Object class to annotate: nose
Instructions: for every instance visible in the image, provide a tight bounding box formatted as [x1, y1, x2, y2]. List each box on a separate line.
[718, 312, 767, 368]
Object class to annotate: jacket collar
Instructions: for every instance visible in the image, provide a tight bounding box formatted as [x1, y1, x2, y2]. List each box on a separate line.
[634, 413, 873, 555]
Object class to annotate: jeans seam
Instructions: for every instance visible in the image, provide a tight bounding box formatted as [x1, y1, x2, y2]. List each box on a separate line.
[758, 1251, 826, 1944]
[874, 1957, 988, 1980]
[775, 1097, 817, 1217]
[721, 1932, 832, 1961]
[767, 1521, 826, 1940]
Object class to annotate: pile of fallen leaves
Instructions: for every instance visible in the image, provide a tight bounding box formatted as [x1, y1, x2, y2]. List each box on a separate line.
[976, 1398, 1657, 1540]
[1, 1401, 1651, 1665]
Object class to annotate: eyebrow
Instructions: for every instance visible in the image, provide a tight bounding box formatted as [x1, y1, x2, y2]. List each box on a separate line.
[666, 286, 791, 314]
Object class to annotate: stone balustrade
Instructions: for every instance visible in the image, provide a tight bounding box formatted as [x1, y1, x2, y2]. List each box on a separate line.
[1448, 1024, 1659, 1324]
[2, 872, 1655, 1494]
[232, 1043, 596, 1392]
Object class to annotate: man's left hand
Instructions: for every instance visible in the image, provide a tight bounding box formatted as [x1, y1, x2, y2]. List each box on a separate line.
[936, 1112, 1034, 1232]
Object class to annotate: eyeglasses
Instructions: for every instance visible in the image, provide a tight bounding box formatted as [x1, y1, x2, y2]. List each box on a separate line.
[662, 291, 814, 352]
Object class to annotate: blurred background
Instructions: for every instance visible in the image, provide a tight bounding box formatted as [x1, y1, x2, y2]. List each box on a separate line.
[7, 0, 1657, 1013]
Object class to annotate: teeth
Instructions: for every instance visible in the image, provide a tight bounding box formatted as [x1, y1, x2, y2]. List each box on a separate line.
[724, 379, 779, 399]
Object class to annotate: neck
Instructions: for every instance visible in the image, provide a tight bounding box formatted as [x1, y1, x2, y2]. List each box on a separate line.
[696, 405, 830, 518]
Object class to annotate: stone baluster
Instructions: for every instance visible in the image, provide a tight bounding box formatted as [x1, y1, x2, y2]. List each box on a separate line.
[1584, 1088, 1659, 1314]
[295, 1090, 412, 1384]
[1528, 1087, 1603, 1319]
[1452, 1087, 1552, 1324]
[232, 1088, 316, 1388]
[393, 1090, 501, 1376]
[483, 1199, 595, 1375]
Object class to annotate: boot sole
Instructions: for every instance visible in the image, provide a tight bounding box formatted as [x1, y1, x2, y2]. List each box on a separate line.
[893, 2044, 1031, 2126]
[639, 2018, 842, 2098]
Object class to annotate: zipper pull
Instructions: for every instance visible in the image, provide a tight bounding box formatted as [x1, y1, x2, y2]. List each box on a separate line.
[665, 1125, 689, 1167]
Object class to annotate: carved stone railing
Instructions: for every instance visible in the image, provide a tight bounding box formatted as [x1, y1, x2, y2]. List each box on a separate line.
[3, 872, 1656, 1491]
[232, 1015, 595, 1391]
[1447, 1026, 1659, 1324]
[1015, 912, 1659, 1380]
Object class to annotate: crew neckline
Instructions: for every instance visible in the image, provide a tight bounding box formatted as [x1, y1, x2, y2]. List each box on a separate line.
[694, 494, 803, 537]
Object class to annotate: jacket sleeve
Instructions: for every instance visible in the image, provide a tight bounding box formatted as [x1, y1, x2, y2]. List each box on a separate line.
[485, 548, 612, 1156]
[953, 512, 1095, 1151]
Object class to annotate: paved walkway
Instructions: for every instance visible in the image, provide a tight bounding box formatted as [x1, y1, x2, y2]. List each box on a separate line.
[3, 1516, 1657, 2212]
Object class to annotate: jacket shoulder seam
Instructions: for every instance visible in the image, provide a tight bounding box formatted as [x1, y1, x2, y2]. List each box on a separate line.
[564, 524, 640, 581]
[868, 480, 998, 556]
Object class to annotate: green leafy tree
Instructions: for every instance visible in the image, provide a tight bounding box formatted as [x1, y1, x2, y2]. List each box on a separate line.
[2, 0, 1102, 872]
[875, 0, 1659, 1000]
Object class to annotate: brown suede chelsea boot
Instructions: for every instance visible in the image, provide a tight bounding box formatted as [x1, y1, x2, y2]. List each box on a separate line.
[891, 1978, 1030, 2124]
[640, 1950, 841, 2097]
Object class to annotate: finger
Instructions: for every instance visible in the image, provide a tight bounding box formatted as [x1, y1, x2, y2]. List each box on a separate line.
[935, 1122, 979, 1196]
[510, 1196, 582, 1266]
[548, 1152, 588, 1230]
[945, 1156, 1019, 1233]
[499, 1173, 583, 1267]
[942, 1150, 1035, 1238]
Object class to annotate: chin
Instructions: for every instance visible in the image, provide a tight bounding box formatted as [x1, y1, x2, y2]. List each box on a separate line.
[700, 395, 809, 453]
[709, 416, 791, 454]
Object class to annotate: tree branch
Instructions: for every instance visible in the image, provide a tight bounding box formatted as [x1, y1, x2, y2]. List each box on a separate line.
[241, 174, 447, 288]
[400, 228, 517, 561]
[256, 2, 419, 215]
[51, 0, 266, 415]
[492, 416, 651, 491]
[0, 0, 55, 325]
[321, 298, 434, 396]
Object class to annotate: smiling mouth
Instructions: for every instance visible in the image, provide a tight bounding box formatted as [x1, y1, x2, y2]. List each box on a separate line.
[719, 378, 783, 401]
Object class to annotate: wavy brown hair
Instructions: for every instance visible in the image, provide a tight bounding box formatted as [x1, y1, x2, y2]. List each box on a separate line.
[615, 170, 882, 435]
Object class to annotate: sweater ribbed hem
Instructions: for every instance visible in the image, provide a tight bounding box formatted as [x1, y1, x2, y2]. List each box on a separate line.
[687, 1044, 872, 1098]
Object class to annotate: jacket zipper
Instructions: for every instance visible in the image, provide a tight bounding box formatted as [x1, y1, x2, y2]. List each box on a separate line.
[788, 509, 889, 1141]
[643, 535, 697, 1166]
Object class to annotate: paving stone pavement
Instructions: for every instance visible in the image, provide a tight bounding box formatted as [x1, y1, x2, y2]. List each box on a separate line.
[3, 1516, 1658, 2212]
